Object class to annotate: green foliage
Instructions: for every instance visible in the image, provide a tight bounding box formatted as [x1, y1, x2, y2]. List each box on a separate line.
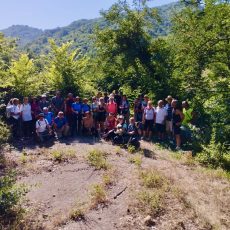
[0, 120, 10, 148]
[140, 170, 167, 189]
[128, 155, 142, 167]
[90, 184, 108, 208]
[93, 0, 174, 95]
[87, 149, 108, 170]
[45, 39, 88, 95]
[0, 171, 27, 217]
[137, 190, 162, 215]
[196, 130, 230, 170]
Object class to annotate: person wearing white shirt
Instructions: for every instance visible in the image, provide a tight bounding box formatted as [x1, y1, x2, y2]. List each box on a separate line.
[21, 97, 33, 138]
[155, 100, 168, 140]
[36, 113, 51, 142]
[10, 98, 21, 138]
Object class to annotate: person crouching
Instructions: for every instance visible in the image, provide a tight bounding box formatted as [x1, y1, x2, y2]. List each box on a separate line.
[54, 111, 69, 139]
[82, 111, 95, 135]
[36, 113, 51, 142]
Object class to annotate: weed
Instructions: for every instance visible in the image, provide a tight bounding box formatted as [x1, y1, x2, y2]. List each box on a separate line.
[196, 167, 230, 180]
[90, 184, 108, 208]
[65, 149, 76, 159]
[87, 150, 108, 170]
[127, 145, 136, 154]
[115, 146, 122, 156]
[70, 208, 85, 221]
[51, 150, 63, 162]
[137, 190, 162, 215]
[140, 170, 167, 189]
[128, 155, 142, 167]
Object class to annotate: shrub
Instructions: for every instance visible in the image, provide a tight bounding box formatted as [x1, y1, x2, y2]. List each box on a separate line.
[140, 170, 167, 189]
[0, 171, 27, 218]
[128, 155, 142, 168]
[0, 120, 10, 149]
[70, 208, 85, 221]
[90, 184, 108, 209]
[196, 130, 230, 170]
[87, 150, 108, 170]
[51, 150, 63, 163]
[137, 190, 162, 215]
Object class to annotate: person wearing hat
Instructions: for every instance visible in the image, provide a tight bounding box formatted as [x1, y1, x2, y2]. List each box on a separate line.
[164, 95, 173, 139]
[39, 94, 50, 112]
[36, 113, 51, 142]
[10, 98, 21, 138]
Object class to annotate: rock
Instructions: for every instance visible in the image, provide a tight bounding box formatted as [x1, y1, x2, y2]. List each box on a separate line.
[143, 215, 155, 227]
[53, 194, 56, 197]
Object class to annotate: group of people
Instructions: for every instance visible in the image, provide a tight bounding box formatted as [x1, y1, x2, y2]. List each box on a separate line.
[6, 90, 194, 150]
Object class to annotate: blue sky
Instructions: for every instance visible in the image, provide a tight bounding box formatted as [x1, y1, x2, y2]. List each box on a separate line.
[0, 0, 175, 30]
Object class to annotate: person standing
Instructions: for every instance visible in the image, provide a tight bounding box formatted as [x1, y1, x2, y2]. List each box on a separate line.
[97, 97, 107, 133]
[172, 100, 184, 150]
[119, 95, 130, 124]
[114, 90, 122, 114]
[165, 95, 173, 139]
[39, 94, 50, 112]
[10, 98, 21, 138]
[72, 96, 82, 135]
[31, 97, 40, 136]
[21, 97, 33, 138]
[106, 97, 117, 115]
[65, 93, 75, 135]
[91, 96, 98, 129]
[155, 100, 167, 141]
[142, 101, 155, 141]
[51, 91, 64, 115]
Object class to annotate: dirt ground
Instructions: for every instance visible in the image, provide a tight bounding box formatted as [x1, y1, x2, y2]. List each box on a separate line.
[3, 137, 230, 230]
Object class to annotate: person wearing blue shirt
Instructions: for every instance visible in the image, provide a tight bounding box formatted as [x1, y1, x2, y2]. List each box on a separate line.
[71, 96, 82, 135]
[43, 107, 54, 126]
[81, 98, 91, 115]
[54, 111, 69, 139]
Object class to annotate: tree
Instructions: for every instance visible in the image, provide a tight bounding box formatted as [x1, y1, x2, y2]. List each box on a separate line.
[171, 0, 230, 146]
[93, 0, 166, 95]
[45, 39, 87, 95]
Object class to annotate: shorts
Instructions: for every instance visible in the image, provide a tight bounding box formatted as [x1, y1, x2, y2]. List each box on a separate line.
[173, 124, 181, 135]
[156, 123, 165, 133]
[166, 120, 172, 132]
[144, 120, 154, 131]
[97, 112, 106, 122]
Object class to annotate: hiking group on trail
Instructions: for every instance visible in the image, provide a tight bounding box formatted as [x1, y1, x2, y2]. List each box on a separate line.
[6, 91, 194, 150]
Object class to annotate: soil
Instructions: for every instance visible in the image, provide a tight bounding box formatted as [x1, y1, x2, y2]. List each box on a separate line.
[2, 137, 230, 230]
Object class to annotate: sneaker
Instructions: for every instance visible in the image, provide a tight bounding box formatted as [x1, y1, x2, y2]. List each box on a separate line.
[175, 146, 181, 151]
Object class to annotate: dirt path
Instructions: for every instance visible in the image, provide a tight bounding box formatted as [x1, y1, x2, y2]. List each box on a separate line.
[5, 137, 230, 230]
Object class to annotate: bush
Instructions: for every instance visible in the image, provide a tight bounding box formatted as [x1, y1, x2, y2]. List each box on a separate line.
[90, 184, 108, 209]
[87, 150, 108, 170]
[196, 129, 230, 170]
[0, 120, 10, 148]
[0, 171, 27, 218]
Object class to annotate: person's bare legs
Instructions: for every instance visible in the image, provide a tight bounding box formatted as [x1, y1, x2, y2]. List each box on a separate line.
[175, 134, 181, 149]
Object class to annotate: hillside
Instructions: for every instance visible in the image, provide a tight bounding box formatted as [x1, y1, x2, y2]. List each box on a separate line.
[1, 25, 43, 46]
[1, 2, 182, 55]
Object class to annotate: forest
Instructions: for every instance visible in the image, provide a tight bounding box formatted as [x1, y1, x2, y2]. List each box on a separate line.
[0, 0, 229, 228]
